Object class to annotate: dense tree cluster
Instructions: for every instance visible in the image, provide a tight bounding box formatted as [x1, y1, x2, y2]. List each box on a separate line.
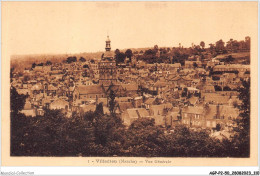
[115, 49, 126, 64]
[233, 79, 250, 157]
[79, 57, 86, 62]
[66, 56, 77, 63]
[136, 37, 250, 65]
[31, 61, 52, 69]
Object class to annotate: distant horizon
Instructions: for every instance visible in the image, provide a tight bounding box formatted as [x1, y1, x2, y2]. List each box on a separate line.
[10, 37, 250, 58]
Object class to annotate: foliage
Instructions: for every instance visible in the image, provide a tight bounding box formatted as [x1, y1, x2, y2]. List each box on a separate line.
[125, 49, 133, 62]
[66, 56, 77, 63]
[45, 60, 52, 65]
[215, 39, 225, 53]
[232, 79, 250, 157]
[11, 107, 248, 157]
[108, 89, 116, 115]
[83, 64, 89, 68]
[200, 41, 205, 49]
[95, 103, 104, 115]
[115, 49, 126, 64]
[79, 57, 86, 62]
[226, 55, 235, 63]
[31, 63, 36, 69]
[124, 118, 166, 157]
[10, 87, 27, 114]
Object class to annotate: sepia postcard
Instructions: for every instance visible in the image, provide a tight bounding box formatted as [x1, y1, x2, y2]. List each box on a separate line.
[1, 1, 258, 167]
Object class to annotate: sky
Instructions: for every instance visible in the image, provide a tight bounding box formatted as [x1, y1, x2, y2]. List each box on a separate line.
[2, 1, 258, 55]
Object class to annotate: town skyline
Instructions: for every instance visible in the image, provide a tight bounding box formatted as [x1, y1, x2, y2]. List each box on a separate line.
[10, 33, 251, 158]
[3, 2, 258, 169]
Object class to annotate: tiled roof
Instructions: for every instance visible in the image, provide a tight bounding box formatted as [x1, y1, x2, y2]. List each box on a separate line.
[182, 106, 204, 114]
[203, 93, 230, 104]
[126, 108, 149, 119]
[103, 51, 114, 58]
[154, 81, 167, 87]
[122, 84, 138, 91]
[76, 85, 104, 95]
[50, 98, 69, 107]
[144, 98, 156, 105]
[205, 104, 239, 120]
[118, 102, 134, 112]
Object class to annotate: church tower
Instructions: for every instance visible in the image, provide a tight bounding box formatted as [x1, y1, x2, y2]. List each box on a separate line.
[98, 36, 117, 87]
[105, 36, 111, 51]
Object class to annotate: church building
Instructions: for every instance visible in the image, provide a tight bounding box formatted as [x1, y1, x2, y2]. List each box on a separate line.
[98, 36, 117, 87]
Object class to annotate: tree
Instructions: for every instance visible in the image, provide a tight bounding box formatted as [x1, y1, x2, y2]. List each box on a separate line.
[162, 125, 227, 157]
[10, 67, 15, 79]
[233, 79, 250, 157]
[232, 40, 240, 52]
[37, 63, 44, 66]
[31, 63, 36, 69]
[66, 56, 77, 63]
[91, 113, 125, 156]
[108, 89, 116, 115]
[95, 103, 104, 115]
[215, 39, 225, 53]
[115, 49, 120, 55]
[10, 86, 27, 114]
[115, 52, 126, 64]
[216, 124, 221, 131]
[144, 49, 156, 55]
[153, 45, 159, 53]
[226, 38, 234, 52]
[209, 43, 215, 53]
[45, 60, 52, 66]
[83, 64, 89, 68]
[79, 57, 86, 62]
[125, 118, 165, 157]
[226, 55, 235, 63]
[125, 49, 133, 62]
[200, 41, 205, 49]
